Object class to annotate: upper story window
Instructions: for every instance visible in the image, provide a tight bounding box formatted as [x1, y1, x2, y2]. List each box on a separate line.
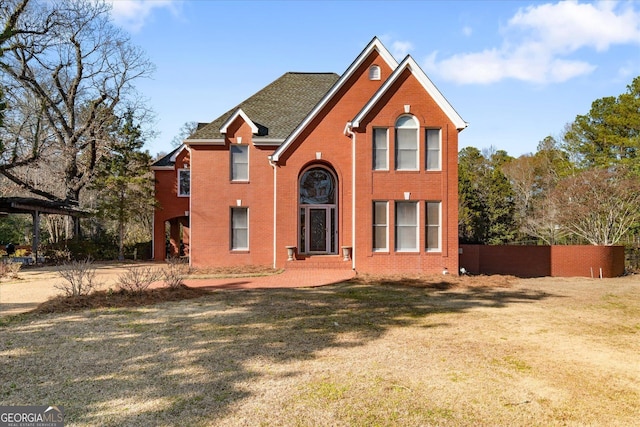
[426, 129, 441, 171]
[230, 145, 249, 181]
[372, 128, 388, 170]
[369, 65, 381, 80]
[395, 115, 419, 170]
[178, 169, 190, 196]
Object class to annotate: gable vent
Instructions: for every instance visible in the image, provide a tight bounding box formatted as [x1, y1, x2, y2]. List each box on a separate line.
[369, 65, 381, 80]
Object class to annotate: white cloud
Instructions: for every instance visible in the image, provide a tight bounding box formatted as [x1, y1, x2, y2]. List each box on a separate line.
[107, 0, 182, 33]
[425, 1, 640, 85]
[462, 26, 473, 37]
[392, 40, 414, 59]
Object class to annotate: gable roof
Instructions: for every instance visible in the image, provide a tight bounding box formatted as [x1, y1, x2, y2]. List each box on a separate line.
[351, 55, 467, 131]
[270, 37, 399, 162]
[151, 144, 187, 169]
[185, 72, 339, 144]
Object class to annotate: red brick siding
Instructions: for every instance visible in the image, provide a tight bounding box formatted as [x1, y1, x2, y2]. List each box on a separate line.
[153, 149, 190, 260]
[189, 119, 275, 268]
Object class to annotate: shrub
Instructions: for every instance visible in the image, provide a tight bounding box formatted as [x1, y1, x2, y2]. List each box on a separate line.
[0, 260, 21, 279]
[117, 266, 161, 293]
[163, 257, 189, 289]
[55, 258, 101, 296]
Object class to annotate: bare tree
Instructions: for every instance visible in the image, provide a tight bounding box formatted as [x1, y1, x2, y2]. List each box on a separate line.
[554, 168, 640, 245]
[0, 0, 155, 205]
[170, 121, 198, 147]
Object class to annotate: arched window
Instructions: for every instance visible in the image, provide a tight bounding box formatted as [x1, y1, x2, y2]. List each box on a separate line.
[369, 65, 381, 80]
[395, 115, 419, 170]
[299, 167, 335, 205]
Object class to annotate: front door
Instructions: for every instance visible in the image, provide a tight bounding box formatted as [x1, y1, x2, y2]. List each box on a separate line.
[299, 167, 337, 255]
[303, 206, 336, 253]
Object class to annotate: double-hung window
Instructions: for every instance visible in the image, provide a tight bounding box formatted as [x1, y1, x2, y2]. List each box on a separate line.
[373, 128, 388, 170]
[395, 115, 419, 170]
[373, 201, 388, 251]
[426, 202, 441, 252]
[231, 207, 248, 250]
[177, 169, 190, 196]
[395, 201, 418, 252]
[231, 145, 249, 181]
[426, 129, 441, 171]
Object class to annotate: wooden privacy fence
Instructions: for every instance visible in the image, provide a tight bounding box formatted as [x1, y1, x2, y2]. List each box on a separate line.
[459, 245, 625, 278]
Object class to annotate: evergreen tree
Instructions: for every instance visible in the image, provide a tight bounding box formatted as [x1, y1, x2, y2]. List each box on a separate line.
[564, 76, 640, 174]
[92, 109, 155, 261]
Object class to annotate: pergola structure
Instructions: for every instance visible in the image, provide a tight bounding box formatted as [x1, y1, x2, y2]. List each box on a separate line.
[0, 197, 90, 263]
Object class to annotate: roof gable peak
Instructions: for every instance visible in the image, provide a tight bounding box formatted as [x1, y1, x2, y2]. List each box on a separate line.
[271, 37, 399, 162]
[351, 54, 468, 131]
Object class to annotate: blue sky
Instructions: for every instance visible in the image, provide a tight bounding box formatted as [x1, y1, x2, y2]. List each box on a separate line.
[106, 0, 640, 158]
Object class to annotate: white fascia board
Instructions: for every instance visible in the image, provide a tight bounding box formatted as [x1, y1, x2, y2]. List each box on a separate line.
[271, 37, 399, 162]
[220, 108, 259, 134]
[184, 138, 225, 146]
[253, 138, 284, 146]
[352, 56, 468, 131]
[150, 166, 175, 171]
[169, 144, 187, 163]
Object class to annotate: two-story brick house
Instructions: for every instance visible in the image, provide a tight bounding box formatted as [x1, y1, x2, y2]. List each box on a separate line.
[152, 37, 467, 274]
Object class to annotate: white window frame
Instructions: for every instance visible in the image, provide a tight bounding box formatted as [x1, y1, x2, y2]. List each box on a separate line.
[373, 128, 389, 171]
[395, 115, 419, 171]
[230, 144, 249, 181]
[426, 201, 441, 252]
[177, 168, 190, 197]
[395, 201, 419, 252]
[373, 201, 389, 252]
[231, 207, 249, 251]
[426, 129, 442, 171]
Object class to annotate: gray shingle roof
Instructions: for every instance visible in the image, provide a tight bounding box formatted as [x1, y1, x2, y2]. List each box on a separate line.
[151, 144, 184, 168]
[187, 72, 340, 141]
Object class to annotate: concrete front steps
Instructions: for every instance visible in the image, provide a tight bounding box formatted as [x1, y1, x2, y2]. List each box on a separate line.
[285, 254, 352, 270]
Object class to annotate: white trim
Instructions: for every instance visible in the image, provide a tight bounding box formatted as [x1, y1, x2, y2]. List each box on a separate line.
[230, 144, 249, 182]
[271, 37, 398, 163]
[253, 138, 284, 146]
[150, 166, 175, 171]
[426, 128, 442, 171]
[372, 201, 389, 252]
[231, 207, 249, 251]
[170, 145, 188, 162]
[220, 108, 259, 134]
[352, 56, 467, 131]
[395, 201, 420, 252]
[372, 127, 389, 171]
[269, 158, 277, 269]
[184, 138, 225, 146]
[426, 201, 442, 253]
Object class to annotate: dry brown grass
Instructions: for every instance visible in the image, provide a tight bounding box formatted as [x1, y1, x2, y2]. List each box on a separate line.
[1, 274, 639, 426]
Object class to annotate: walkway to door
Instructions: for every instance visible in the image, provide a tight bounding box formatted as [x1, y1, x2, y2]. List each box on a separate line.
[181, 267, 356, 290]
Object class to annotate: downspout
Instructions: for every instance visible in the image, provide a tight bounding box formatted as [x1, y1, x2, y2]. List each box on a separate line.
[151, 170, 156, 261]
[345, 123, 356, 271]
[268, 156, 277, 270]
[186, 145, 193, 269]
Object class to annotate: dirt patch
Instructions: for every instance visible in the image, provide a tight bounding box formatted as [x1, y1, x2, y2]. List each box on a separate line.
[1, 273, 639, 426]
